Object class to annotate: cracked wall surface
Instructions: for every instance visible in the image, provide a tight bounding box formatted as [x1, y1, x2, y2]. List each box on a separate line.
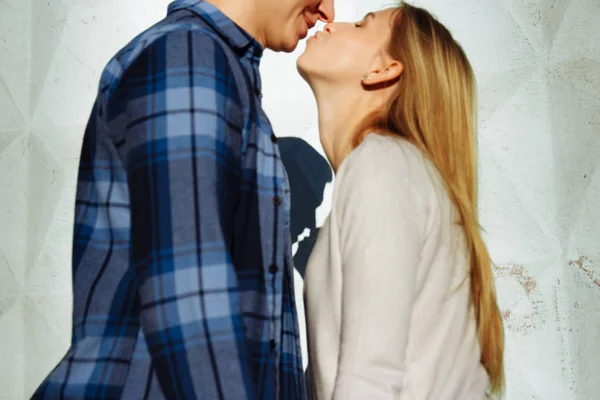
[0, 0, 598, 399]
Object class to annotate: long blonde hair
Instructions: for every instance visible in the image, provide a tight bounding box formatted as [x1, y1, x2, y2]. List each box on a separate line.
[356, 3, 505, 394]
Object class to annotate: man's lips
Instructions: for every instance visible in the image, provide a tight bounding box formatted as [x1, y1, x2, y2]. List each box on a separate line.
[301, 14, 316, 39]
[304, 14, 316, 30]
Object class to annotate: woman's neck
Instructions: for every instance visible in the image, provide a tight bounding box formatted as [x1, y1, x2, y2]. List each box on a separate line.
[315, 88, 374, 172]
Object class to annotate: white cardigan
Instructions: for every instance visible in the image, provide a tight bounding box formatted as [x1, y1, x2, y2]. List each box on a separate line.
[304, 134, 490, 400]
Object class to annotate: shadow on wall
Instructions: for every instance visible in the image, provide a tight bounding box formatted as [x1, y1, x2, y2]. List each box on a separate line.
[279, 137, 332, 278]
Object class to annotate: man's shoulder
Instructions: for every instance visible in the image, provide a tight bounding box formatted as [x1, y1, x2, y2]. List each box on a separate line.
[98, 10, 232, 100]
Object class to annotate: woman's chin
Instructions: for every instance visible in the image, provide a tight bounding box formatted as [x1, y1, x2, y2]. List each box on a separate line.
[296, 56, 312, 82]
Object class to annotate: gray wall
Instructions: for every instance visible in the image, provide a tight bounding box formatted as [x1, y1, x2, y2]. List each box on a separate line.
[0, 0, 598, 398]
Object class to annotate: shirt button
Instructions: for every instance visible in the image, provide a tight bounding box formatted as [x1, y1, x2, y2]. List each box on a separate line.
[270, 133, 278, 143]
[273, 196, 282, 206]
[254, 87, 261, 96]
[269, 264, 278, 274]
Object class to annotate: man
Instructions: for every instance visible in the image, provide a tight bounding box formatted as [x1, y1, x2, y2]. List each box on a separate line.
[32, 0, 334, 398]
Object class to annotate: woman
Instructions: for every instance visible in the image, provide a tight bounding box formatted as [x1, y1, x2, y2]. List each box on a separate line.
[297, 3, 504, 399]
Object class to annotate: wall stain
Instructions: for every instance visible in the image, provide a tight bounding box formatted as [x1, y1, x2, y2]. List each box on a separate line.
[569, 256, 600, 288]
[553, 278, 561, 321]
[493, 263, 539, 294]
[493, 262, 543, 333]
[552, 278, 573, 381]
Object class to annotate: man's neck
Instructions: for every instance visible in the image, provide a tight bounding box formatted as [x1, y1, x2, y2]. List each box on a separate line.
[204, 0, 266, 47]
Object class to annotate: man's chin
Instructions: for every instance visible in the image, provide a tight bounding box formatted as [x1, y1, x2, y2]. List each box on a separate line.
[266, 35, 302, 53]
[278, 40, 300, 53]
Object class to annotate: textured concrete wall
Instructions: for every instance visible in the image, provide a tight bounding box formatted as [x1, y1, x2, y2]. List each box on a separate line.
[0, 0, 598, 399]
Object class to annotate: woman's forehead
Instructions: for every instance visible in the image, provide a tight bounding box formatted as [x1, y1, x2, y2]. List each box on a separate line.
[361, 7, 398, 28]
[369, 8, 399, 32]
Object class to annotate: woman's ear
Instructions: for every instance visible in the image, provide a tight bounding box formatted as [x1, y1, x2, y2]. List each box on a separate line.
[361, 60, 403, 88]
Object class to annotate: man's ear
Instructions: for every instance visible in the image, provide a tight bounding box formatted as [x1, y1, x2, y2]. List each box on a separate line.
[361, 60, 403, 88]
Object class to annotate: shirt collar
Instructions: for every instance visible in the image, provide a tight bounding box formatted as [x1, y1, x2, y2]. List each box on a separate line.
[168, 0, 264, 57]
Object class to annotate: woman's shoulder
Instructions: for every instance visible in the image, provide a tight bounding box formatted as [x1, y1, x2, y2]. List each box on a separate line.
[337, 133, 433, 187]
[333, 133, 449, 219]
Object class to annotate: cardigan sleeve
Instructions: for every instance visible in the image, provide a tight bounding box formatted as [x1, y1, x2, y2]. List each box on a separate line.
[332, 136, 425, 399]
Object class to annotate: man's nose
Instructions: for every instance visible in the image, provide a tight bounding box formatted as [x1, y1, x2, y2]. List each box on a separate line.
[317, 0, 335, 23]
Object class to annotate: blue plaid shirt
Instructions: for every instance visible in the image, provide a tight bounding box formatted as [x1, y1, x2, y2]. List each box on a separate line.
[33, 1, 306, 399]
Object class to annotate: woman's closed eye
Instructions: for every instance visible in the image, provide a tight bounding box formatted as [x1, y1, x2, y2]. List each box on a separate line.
[355, 12, 375, 28]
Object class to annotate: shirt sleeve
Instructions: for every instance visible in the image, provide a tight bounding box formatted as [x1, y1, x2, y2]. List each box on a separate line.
[111, 30, 254, 399]
[332, 138, 424, 399]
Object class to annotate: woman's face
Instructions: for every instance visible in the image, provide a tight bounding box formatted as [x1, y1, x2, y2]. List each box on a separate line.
[297, 8, 397, 85]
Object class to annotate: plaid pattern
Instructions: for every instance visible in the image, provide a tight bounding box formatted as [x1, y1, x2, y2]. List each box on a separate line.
[32, 1, 306, 399]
